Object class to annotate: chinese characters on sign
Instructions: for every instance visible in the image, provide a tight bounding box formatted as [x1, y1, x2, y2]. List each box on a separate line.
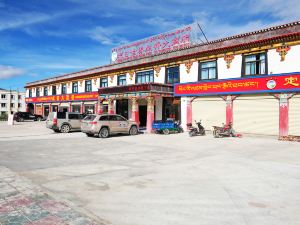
[174, 74, 300, 96]
[111, 23, 203, 63]
[25, 92, 99, 103]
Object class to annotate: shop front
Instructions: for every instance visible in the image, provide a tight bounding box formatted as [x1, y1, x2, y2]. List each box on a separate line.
[175, 72, 300, 137]
[98, 83, 175, 132]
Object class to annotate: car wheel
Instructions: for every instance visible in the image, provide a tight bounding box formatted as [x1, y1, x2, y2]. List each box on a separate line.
[86, 133, 94, 137]
[129, 126, 138, 135]
[37, 117, 42, 122]
[61, 124, 71, 133]
[163, 129, 170, 135]
[189, 131, 195, 137]
[19, 118, 24, 122]
[99, 127, 109, 138]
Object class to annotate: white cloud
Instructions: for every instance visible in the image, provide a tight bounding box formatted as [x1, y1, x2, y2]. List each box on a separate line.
[143, 17, 182, 31]
[0, 65, 24, 79]
[88, 26, 128, 45]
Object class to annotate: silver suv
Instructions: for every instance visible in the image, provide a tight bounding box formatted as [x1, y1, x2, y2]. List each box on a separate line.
[81, 114, 138, 138]
[46, 112, 85, 133]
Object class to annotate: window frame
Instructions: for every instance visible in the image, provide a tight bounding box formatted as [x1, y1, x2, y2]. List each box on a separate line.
[165, 65, 180, 84]
[198, 60, 218, 81]
[135, 70, 154, 84]
[61, 83, 67, 94]
[242, 52, 268, 76]
[43, 87, 48, 96]
[52, 86, 57, 95]
[36, 88, 40, 97]
[85, 80, 92, 92]
[1, 94, 6, 99]
[117, 74, 127, 86]
[100, 77, 108, 88]
[29, 90, 32, 98]
[72, 82, 78, 93]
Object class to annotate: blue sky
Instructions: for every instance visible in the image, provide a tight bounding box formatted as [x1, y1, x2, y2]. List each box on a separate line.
[0, 0, 299, 91]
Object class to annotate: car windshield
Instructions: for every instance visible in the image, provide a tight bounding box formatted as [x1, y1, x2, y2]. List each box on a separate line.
[83, 115, 96, 121]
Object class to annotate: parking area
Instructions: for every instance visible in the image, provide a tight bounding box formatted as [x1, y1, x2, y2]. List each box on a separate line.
[0, 121, 300, 225]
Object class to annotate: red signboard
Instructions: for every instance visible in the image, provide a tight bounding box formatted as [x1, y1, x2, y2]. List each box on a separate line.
[25, 92, 98, 103]
[174, 73, 300, 96]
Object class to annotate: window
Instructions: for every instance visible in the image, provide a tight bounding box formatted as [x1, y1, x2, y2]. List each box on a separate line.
[18, 103, 21, 108]
[100, 78, 108, 88]
[199, 60, 217, 80]
[29, 90, 32, 98]
[166, 66, 180, 84]
[11, 95, 14, 99]
[1, 103, 6, 108]
[136, 70, 154, 84]
[18, 95, 22, 100]
[44, 87, 48, 96]
[11, 103, 14, 108]
[72, 82, 78, 93]
[99, 115, 109, 121]
[68, 113, 80, 120]
[1, 94, 6, 99]
[57, 112, 66, 119]
[85, 80, 92, 92]
[36, 88, 40, 97]
[52, 86, 57, 95]
[62, 83, 67, 94]
[243, 52, 267, 76]
[117, 75, 127, 86]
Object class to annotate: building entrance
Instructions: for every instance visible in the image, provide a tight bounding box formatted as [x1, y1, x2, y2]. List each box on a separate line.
[139, 105, 147, 127]
[116, 99, 128, 119]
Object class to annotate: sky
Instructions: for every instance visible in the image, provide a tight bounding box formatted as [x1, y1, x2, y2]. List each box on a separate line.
[0, 0, 299, 91]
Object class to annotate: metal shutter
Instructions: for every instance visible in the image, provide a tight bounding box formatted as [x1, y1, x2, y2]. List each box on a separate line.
[289, 94, 300, 135]
[233, 95, 279, 135]
[192, 97, 225, 131]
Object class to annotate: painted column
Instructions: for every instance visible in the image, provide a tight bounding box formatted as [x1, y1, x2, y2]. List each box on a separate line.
[41, 103, 44, 117]
[224, 95, 238, 125]
[80, 102, 84, 114]
[26, 104, 29, 113]
[186, 98, 192, 125]
[94, 102, 98, 114]
[275, 93, 294, 137]
[34, 104, 36, 114]
[146, 96, 155, 133]
[49, 103, 52, 113]
[97, 97, 104, 114]
[131, 97, 139, 125]
[69, 102, 72, 112]
[108, 98, 115, 114]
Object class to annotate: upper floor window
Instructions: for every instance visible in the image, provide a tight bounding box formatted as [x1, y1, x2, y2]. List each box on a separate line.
[117, 75, 127, 86]
[85, 80, 92, 92]
[62, 83, 67, 94]
[11, 95, 14, 99]
[18, 95, 22, 100]
[18, 103, 21, 108]
[29, 90, 32, 98]
[11, 103, 14, 108]
[199, 60, 217, 80]
[136, 70, 154, 84]
[44, 87, 48, 96]
[72, 82, 78, 93]
[100, 78, 108, 88]
[166, 66, 180, 84]
[1, 94, 6, 99]
[36, 88, 40, 97]
[242, 52, 267, 76]
[52, 86, 57, 95]
[1, 103, 6, 108]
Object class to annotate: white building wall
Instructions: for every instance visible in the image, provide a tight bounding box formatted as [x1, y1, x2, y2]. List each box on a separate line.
[56, 85, 62, 95]
[180, 62, 198, 83]
[92, 78, 100, 92]
[126, 72, 135, 85]
[154, 67, 165, 83]
[108, 75, 117, 87]
[217, 55, 242, 79]
[67, 82, 72, 94]
[268, 45, 300, 74]
[0, 90, 26, 114]
[78, 81, 85, 93]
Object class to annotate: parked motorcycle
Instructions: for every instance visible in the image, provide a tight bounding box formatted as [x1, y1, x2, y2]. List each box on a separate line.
[187, 120, 206, 137]
[212, 122, 239, 138]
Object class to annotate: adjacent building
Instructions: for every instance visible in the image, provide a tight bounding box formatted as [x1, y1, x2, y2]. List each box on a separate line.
[0, 88, 26, 115]
[25, 21, 300, 136]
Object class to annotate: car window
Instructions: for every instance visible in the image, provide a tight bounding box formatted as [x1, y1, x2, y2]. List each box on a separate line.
[68, 114, 79, 120]
[99, 115, 109, 121]
[83, 115, 96, 121]
[109, 115, 118, 121]
[115, 115, 126, 121]
[57, 112, 66, 119]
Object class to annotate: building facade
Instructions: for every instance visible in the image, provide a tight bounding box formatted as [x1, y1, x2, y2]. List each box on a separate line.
[0, 88, 26, 115]
[25, 21, 300, 136]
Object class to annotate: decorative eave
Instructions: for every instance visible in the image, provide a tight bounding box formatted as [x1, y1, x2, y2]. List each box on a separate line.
[25, 21, 300, 88]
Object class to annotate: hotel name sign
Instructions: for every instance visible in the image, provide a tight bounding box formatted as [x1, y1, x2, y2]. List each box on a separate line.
[174, 73, 300, 96]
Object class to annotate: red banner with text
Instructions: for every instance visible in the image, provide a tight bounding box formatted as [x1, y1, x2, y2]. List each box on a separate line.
[174, 73, 300, 96]
[25, 92, 98, 103]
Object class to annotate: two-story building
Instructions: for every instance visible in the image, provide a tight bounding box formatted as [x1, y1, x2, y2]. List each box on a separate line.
[25, 21, 300, 136]
[0, 88, 26, 115]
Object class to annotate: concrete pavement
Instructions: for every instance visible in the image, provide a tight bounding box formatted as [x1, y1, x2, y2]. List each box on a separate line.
[0, 121, 300, 225]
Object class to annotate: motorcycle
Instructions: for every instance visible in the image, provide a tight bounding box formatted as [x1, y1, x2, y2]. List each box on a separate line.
[212, 122, 240, 138]
[187, 120, 205, 137]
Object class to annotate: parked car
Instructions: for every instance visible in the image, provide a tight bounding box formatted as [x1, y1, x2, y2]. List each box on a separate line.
[46, 112, 85, 133]
[14, 112, 43, 122]
[81, 114, 138, 138]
